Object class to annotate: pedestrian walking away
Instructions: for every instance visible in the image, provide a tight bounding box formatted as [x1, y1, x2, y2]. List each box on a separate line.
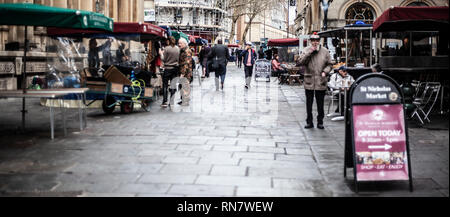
[234, 48, 239, 66]
[160, 36, 180, 108]
[199, 45, 211, 78]
[178, 37, 193, 106]
[258, 47, 265, 59]
[242, 42, 257, 89]
[237, 48, 243, 68]
[297, 32, 333, 129]
[208, 39, 230, 91]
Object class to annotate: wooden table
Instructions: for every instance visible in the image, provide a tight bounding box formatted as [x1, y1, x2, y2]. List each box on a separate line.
[285, 66, 302, 85]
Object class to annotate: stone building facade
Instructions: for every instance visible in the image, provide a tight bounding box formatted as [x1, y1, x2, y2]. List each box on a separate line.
[294, 0, 449, 36]
[146, 0, 230, 42]
[235, 3, 296, 45]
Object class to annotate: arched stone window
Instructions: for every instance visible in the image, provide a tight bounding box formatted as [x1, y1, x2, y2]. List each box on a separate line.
[345, 3, 376, 25]
[407, 1, 429, 6]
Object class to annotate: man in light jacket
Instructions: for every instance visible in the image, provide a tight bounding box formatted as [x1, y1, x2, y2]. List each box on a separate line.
[298, 33, 333, 129]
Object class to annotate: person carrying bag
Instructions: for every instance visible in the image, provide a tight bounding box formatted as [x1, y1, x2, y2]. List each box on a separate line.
[160, 36, 180, 108]
[208, 39, 230, 91]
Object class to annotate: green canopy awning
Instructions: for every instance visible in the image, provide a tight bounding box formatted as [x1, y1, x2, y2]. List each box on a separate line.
[0, 3, 113, 31]
[171, 30, 189, 42]
[0, 3, 114, 131]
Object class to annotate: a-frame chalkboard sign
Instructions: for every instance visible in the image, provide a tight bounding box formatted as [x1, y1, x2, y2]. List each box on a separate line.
[344, 73, 413, 192]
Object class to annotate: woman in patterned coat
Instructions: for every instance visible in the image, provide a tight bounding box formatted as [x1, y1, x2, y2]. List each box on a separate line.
[177, 38, 193, 106]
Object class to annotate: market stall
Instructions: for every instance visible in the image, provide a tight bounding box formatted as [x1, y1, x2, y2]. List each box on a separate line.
[318, 22, 374, 80]
[267, 38, 299, 63]
[47, 22, 167, 114]
[267, 38, 302, 84]
[190, 36, 208, 46]
[171, 30, 191, 44]
[0, 2, 113, 133]
[373, 6, 448, 79]
[189, 35, 207, 56]
[373, 6, 449, 115]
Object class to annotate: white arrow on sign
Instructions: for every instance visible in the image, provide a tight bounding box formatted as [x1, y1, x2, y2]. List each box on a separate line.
[368, 144, 392, 150]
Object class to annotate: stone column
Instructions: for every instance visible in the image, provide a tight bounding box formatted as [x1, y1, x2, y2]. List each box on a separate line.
[104, 0, 109, 17]
[111, 0, 119, 21]
[130, 0, 134, 22]
[119, 0, 130, 22]
[53, 0, 67, 8]
[80, 0, 93, 12]
[311, 0, 321, 32]
[136, 0, 144, 22]
[0, 25, 7, 51]
[68, 0, 81, 9]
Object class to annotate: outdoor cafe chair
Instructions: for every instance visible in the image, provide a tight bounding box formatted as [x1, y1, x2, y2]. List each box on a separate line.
[411, 82, 441, 124]
[326, 87, 340, 117]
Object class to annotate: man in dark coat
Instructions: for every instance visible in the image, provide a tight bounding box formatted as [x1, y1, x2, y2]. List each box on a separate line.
[208, 39, 230, 91]
[258, 47, 265, 59]
[88, 38, 111, 70]
[199, 45, 211, 78]
[237, 48, 243, 68]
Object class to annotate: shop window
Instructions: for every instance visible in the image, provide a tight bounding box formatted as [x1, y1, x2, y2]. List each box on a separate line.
[204, 12, 209, 25]
[193, 9, 199, 25]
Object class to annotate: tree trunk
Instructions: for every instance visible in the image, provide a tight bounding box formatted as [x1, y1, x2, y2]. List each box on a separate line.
[228, 16, 240, 43]
[241, 15, 256, 43]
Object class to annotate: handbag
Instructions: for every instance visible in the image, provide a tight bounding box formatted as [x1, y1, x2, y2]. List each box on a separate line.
[211, 56, 219, 70]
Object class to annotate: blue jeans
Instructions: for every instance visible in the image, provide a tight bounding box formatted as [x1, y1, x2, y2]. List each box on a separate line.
[215, 64, 227, 83]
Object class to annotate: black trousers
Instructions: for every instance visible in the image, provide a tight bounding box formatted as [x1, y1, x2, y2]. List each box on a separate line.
[205, 61, 211, 77]
[215, 64, 227, 83]
[162, 67, 178, 103]
[305, 89, 326, 125]
[244, 65, 253, 78]
[335, 93, 345, 115]
[273, 69, 287, 77]
[237, 58, 242, 68]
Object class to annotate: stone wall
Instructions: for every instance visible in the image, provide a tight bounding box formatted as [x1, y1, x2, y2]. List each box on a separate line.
[295, 0, 449, 35]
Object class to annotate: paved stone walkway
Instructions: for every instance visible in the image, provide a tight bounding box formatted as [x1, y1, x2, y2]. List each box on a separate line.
[0, 64, 448, 197]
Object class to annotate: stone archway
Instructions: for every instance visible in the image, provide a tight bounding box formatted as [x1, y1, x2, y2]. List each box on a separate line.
[338, 0, 383, 25]
[400, 0, 436, 6]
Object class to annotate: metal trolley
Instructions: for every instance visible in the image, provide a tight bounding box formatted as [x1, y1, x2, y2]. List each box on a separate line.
[85, 81, 154, 114]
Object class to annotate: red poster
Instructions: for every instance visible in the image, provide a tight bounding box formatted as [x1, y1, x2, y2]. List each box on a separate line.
[353, 104, 409, 181]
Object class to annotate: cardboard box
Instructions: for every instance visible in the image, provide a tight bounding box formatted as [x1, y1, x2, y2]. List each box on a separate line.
[86, 81, 106, 91]
[110, 83, 123, 93]
[104, 66, 132, 85]
[144, 87, 153, 97]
